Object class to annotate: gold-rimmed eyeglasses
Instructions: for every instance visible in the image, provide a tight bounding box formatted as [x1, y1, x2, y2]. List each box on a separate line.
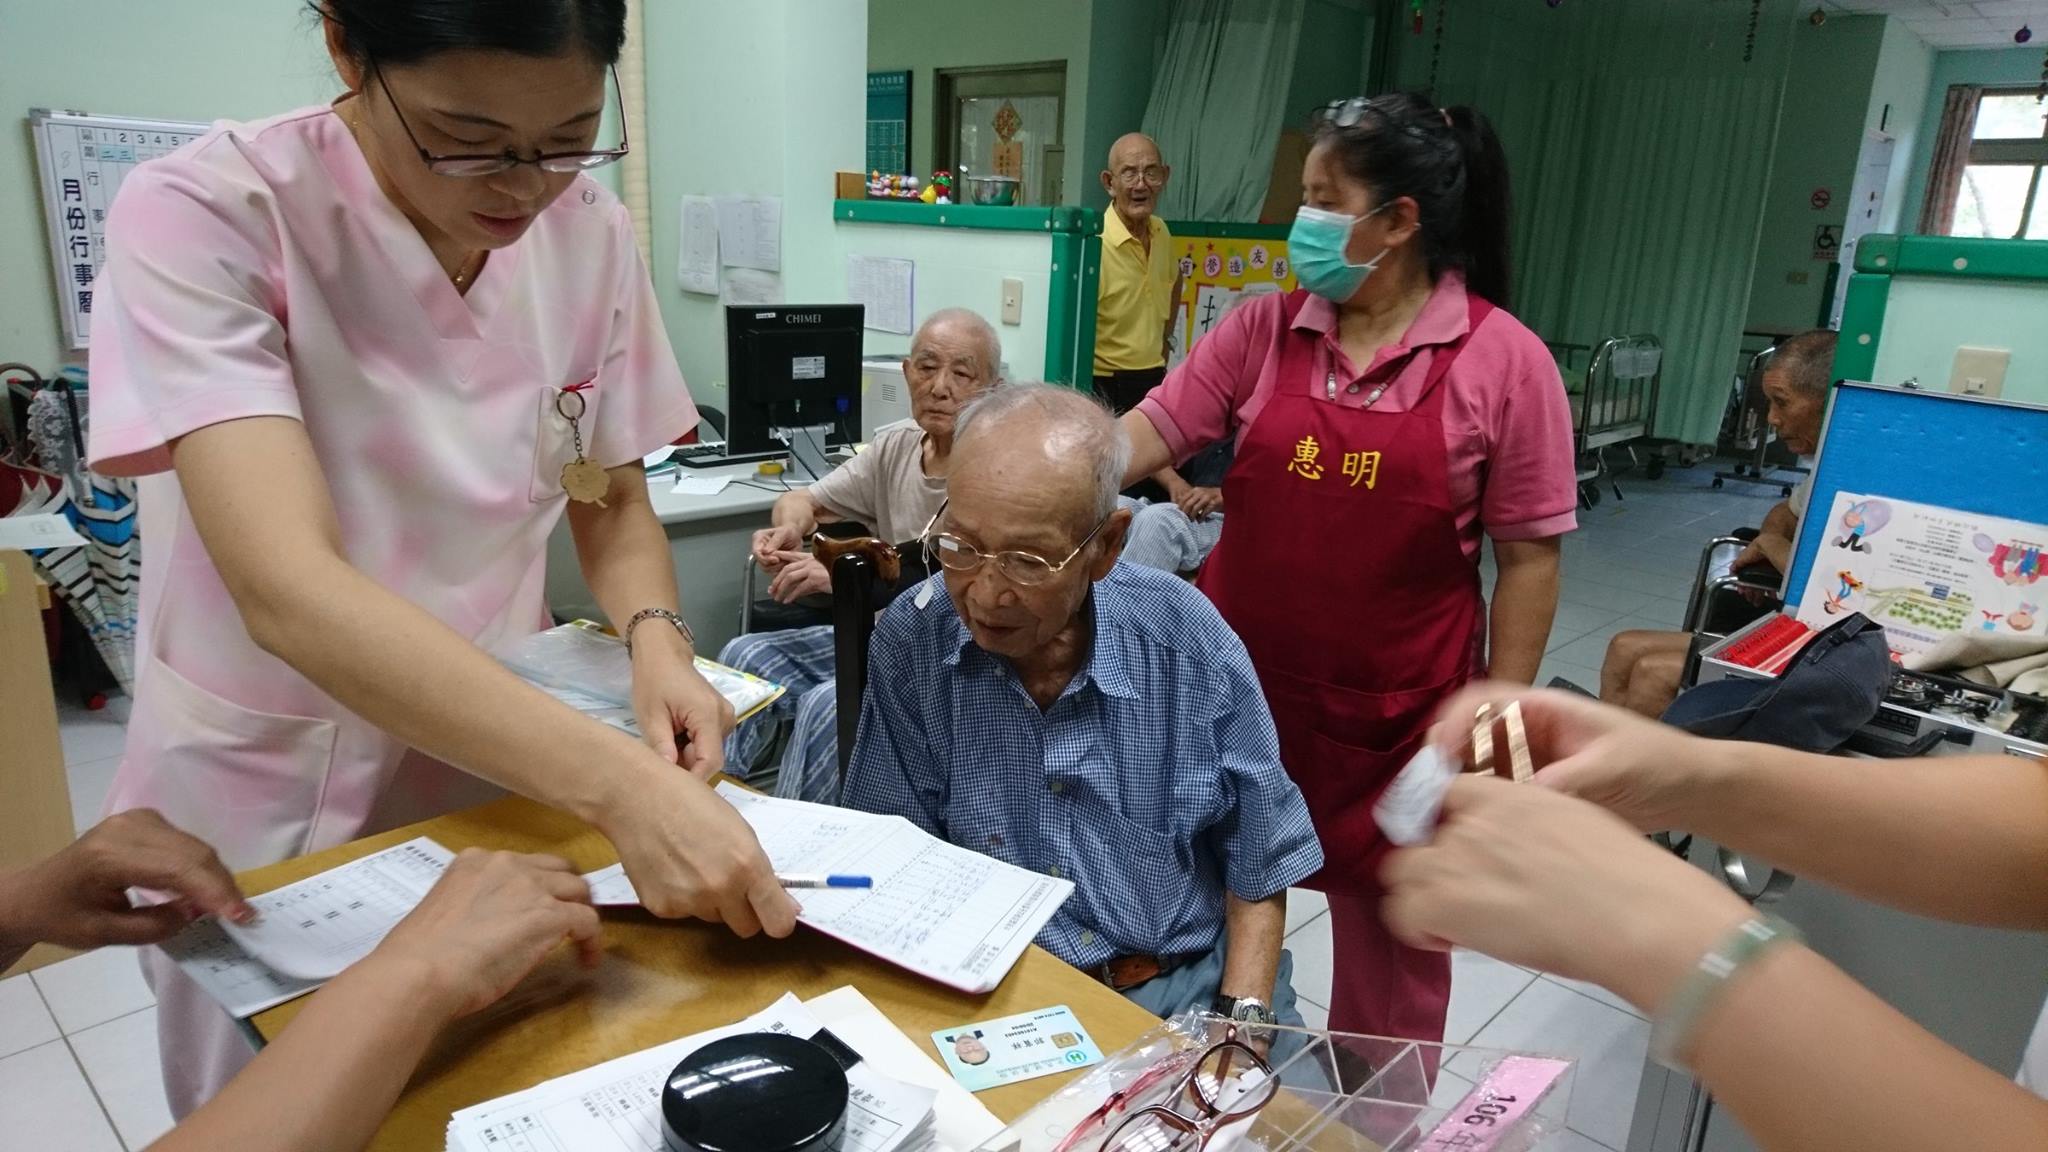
[919, 500, 1114, 588]
[1052, 1026, 1277, 1152]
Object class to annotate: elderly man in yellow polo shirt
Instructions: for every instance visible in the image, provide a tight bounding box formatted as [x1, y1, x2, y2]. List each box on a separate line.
[1094, 132, 1210, 510]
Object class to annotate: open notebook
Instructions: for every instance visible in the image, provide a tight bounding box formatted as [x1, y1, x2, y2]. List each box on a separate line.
[586, 786, 1074, 994]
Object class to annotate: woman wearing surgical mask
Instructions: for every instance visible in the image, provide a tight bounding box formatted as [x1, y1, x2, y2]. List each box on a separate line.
[1118, 92, 1577, 1045]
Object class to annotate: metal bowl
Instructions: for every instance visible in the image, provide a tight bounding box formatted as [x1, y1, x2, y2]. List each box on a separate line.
[962, 174, 1020, 206]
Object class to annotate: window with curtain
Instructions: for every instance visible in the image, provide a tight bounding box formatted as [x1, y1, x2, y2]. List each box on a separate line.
[1938, 90, 2048, 239]
[936, 63, 1066, 205]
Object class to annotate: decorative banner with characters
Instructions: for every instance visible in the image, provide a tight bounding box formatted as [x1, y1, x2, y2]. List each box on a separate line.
[1796, 492, 2047, 657]
[1166, 231, 1297, 369]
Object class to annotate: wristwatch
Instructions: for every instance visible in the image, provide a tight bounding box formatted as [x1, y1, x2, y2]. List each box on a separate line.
[1210, 995, 1278, 1027]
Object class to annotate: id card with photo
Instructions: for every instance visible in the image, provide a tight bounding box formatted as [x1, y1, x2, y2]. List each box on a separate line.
[931, 1005, 1105, 1091]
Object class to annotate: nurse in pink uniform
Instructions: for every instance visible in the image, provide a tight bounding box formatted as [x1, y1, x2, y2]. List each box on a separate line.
[85, 0, 796, 1115]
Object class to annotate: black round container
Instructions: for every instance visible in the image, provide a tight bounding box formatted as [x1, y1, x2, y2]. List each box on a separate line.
[660, 1032, 850, 1152]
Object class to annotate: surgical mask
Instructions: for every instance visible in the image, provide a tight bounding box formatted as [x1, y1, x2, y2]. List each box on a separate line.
[1288, 205, 1389, 302]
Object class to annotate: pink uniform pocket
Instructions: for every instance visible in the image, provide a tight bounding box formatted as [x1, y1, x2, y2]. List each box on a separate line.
[121, 657, 340, 871]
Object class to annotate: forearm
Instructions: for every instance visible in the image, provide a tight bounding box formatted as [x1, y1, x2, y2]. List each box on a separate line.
[1122, 411, 1174, 487]
[1682, 745, 2048, 929]
[1685, 944, 2048, 1152]
[1487, 539, 1561, 684]
[771, 490, 826, 535]
[148, 955, 455, 1152]
[1150, 466, 1189, 497]
[254, 553, 649, 826]
[566, 474, 685, 641]
[1760, 500, 1798, 542]
[1217, 891, 1287, 1003]
[0, 872, 31, 970]
[1752, 530, 1793, 574]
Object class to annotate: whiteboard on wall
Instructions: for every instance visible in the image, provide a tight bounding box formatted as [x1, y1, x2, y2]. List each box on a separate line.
[30, 109, 211, 350]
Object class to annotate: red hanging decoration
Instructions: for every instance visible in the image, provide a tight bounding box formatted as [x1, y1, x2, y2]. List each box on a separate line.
[1412, 0, 1426, 34]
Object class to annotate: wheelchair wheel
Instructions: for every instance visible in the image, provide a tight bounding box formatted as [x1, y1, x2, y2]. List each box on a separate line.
[1711, 476, 1725, 489]
[1646, 458, 1666, 480]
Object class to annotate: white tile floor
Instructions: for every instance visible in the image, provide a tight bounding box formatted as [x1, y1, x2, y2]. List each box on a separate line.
[11, 462, 1784, 1151]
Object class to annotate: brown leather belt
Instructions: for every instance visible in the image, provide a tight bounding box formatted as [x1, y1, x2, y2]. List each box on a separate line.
[1098, 952, 1198, 992]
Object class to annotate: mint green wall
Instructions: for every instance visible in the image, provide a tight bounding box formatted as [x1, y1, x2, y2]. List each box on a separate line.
[644, 0, 865, 405]
[867, 0, 1092, 204]
[1745, 15, 1885, 334]
[0, 0, 333, 371]
[1868, 18, 1934, 234]
[1078, 0, 1167, 212]
[1900, 46, 2047, 232]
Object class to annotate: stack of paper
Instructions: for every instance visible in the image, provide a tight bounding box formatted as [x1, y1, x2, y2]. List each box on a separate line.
[497, 622, 786, 735]
[445, 991, 963, 1152]
[585, 786, 1073, 994]
[157, 838, 456, 1017]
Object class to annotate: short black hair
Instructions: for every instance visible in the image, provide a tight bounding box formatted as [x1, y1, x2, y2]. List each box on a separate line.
[316, 0, 627, 66]
[1770, 330, 1838, 398]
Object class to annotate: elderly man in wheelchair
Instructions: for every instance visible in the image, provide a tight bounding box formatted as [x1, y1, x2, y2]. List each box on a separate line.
[718, 308, 1003, 801]
[1600, 329, 1835, 716]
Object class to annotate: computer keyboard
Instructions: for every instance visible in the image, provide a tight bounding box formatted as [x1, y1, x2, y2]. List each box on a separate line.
[670, 441, 785, 469]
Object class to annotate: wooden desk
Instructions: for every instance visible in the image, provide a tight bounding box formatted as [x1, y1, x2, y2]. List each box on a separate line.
[247, 796, 1162, 1151]
[0, 550, 78, 979]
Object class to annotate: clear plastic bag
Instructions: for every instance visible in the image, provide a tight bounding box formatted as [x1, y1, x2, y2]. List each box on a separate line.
[494, 621, 784, 726]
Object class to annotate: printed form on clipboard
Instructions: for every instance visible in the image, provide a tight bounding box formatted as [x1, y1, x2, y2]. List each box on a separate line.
[585, 787, 1074, 993]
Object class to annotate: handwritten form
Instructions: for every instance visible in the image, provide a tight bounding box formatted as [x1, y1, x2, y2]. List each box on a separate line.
[676, 194, 719, 295]
[715, 195, 782, 272]
[587, 787, 1072, 993]
[445, 992, 940, 1152]
[847, 255, 915, 335]
[158, 838, 455, 1015]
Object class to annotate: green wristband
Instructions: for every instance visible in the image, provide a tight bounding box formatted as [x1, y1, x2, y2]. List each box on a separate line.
[1649, 914, 1801, 1071]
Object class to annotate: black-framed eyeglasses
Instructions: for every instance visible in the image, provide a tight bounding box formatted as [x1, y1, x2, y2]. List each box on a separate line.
[920, 499, 1114, 587]
[1053, 1026, 1277, 1152]
[373, 65, 629, 177]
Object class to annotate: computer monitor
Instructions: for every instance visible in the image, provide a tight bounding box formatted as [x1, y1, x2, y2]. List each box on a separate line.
[724, 304, 864, 458]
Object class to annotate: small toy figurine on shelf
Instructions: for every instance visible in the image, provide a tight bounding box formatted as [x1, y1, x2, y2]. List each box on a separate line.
[867, 171, 922, 200]
[925, 169, 953, 205]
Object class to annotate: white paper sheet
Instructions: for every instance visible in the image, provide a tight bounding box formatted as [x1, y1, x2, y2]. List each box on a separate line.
[0, 512, 88, 550]
[716, 195, 783, 272]
[723, 267, 784, 306]
[446, 992, 939, 1152]
[848, 255, 916, 335]
[218, 838, 454, 980]
[643, 445, 676, 469]
[807, 988, 1003, 1152]
[657, 788, 1071, 993]
[158, 838, 455, 1015]
[582, 862, 642, 907]
[677, 194, 720, 295]
[671, 473, 732, 497]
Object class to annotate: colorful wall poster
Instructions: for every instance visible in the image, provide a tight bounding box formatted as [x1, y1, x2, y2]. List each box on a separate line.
[1166, 232, 1297, 369]
[1796, 492, 2048, 657]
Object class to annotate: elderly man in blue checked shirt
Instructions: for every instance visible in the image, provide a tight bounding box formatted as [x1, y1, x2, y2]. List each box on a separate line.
[842, 383, 1323, 1047]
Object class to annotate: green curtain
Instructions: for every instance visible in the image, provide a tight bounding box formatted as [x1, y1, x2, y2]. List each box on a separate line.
[1142, 0, 1305, 222]
[1389, 0, 1801, 445]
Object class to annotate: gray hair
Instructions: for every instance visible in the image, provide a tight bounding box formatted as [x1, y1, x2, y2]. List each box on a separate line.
[912, 308, 1006, 385]
[1769, 329, 1838, 398]
[954, 383, 1131, 524]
